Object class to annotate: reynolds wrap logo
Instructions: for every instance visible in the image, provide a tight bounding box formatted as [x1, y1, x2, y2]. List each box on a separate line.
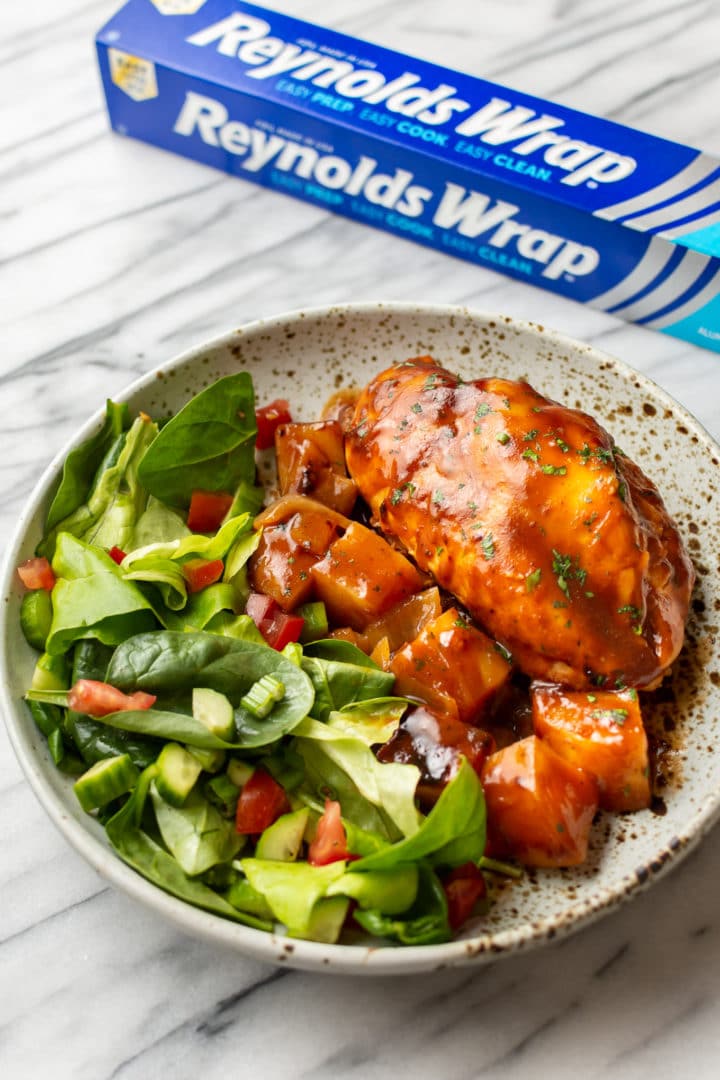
[186, 13, 636, 188]
[174, 91, 600, 280]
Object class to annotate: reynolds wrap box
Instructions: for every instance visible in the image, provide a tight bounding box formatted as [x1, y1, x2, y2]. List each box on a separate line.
[97, 0, 720, 353]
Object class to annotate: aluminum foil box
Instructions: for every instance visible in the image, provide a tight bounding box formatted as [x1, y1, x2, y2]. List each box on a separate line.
[96, 0, 720, 352]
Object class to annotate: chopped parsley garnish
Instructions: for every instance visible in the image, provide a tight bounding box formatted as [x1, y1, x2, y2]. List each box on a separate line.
[583, 512, 599, 528]
[551, 549, 587, 599]
[522, 448, 539, 462]
[523, 429, 539, 441]
[618, 605, 642, 619]
[424, 373, 438, 389]
[541, 464, 567, 476]
[577, 444, 592, 462]
[390, 482, 416, 506]
[591, 708, 629, 726]
[526, 568, 542, 592]
[497, 432, 511, 445]
[411, 403, 423, 414]
[531, 405, 542, 413]
[617, 481, 627, 502]
[595, 447, 614, 464]
[436, 546, 444, 556]
[432, 490, 444, 505]
[586, 694, 597, 703]
[481, 532, 495, 560]
[475, 402, 493, 420]
[555, 438, 570, 453]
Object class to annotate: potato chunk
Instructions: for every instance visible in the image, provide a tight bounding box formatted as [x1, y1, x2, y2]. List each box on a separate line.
[248, 506, 344, 611]
[310, 521, 425, 630]
[482, 735, 599, 867]
[275, 420, 357, 515]
[389, 608, 511, 723]
[532, 685, 650, 812]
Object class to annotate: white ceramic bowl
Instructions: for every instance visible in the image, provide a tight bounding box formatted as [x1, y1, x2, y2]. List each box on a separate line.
[3, 303, 720, 976]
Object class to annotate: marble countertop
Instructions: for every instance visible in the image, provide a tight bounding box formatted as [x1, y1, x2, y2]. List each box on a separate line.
[2, 1, 720, 1076]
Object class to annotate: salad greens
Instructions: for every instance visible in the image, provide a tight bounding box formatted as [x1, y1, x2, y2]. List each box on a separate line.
[18, 374, 493, 948]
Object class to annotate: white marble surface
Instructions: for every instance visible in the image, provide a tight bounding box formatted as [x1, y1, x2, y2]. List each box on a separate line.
[2, 1, 720, 1076]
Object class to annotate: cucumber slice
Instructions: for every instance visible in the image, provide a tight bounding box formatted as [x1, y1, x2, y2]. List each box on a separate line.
[155, 743, 202, 807]
[226, 758, 254, 788]
[304, 896, 349, 944]
[74, 754, 139, 812]
[192, 687, 235, 741]
[256, 808, 309, 862]
[30, 652, 70, 693]
[186, 746, 226, 773]
[20, 589, 53, 651]
[327, 865, 419, 915]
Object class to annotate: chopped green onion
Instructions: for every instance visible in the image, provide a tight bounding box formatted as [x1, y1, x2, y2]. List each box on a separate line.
[241, 675, 285, 719]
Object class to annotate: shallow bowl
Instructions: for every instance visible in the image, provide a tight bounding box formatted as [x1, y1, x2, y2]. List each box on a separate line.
[2, 302, 719, 975]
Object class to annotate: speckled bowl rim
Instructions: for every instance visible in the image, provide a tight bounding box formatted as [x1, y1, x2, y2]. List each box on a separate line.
[3, 301, 720, 976]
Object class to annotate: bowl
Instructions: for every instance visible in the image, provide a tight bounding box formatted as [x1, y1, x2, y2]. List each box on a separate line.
[3, 302, 720, 975]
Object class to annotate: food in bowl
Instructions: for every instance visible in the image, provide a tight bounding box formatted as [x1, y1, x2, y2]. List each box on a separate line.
[16, 355, 694, 946]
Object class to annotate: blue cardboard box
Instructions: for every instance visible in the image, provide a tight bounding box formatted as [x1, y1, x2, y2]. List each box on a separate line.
[96, 0, 720, 352]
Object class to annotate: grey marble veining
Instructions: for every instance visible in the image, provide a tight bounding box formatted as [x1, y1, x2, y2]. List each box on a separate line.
[2, 1, 720, 1077]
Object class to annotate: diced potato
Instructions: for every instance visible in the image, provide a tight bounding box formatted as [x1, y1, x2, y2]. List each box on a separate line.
[532, 686, 650, 812]
[275, 421, 357, 515]
[248, 508, 344, 611]
[377, 704, 495, 807]
[310, 522, 426, 630]
[359, 587, 442, 653]
[482, 735, 599, 867]
[389, 608, 511, 723]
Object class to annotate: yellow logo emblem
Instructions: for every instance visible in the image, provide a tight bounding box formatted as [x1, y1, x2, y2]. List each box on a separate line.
[108, 49, 159, 103]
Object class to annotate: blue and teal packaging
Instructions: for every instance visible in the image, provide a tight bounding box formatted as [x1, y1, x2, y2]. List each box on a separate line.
[96, 0, 720, 352]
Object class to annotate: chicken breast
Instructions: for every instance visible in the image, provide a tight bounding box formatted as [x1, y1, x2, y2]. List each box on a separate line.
[345, 357, 694, 690]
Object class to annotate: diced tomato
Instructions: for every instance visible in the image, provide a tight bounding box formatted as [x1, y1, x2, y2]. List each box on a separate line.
[187, 490, 233, 533]
[67, 679, 156, 717]
[17, 557, 56, 591]
[262, 610, 304, 651]
[256, 399, 292, 450]
[245, 592, 304, 650]
[443, 863, 486, 931]
[235, 768, 289, 834]
[108, 546, 126, 565]
[182, 557, 224, 593]
[308, 799, 351, 866]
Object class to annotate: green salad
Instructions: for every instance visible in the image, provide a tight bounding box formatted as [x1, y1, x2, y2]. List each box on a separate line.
[17, 372, 497, 946]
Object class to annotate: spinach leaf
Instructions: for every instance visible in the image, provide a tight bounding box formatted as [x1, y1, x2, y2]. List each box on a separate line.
[301, 655, 395, 722]
[150, 784, 243, 875]
[104, 631, 314, 748]
[47, 533, 157, 655]
[105, 766, 270, 930]
[66, 640, 160, 767]
[136, 373, 257, 508]
[353, 865, 451, 945]
[352, 760, 486, 873]
[303, 639, 382, 668]
[44, 400, 129, 535]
